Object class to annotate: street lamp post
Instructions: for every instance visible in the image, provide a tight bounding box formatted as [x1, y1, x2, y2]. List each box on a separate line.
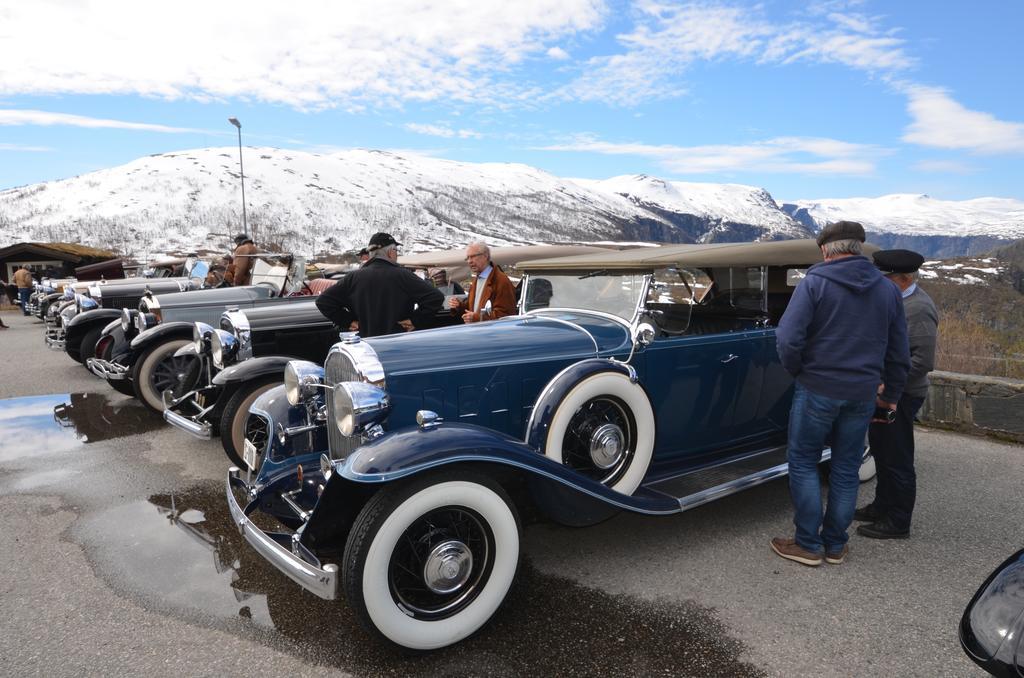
[227, 117, 249, 242]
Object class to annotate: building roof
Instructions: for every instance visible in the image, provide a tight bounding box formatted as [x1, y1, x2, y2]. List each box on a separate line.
[0, 242, 118, 262]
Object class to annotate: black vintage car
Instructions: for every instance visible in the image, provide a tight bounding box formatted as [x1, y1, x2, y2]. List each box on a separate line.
[163, 298, 340, 465]
[960, 548, 1024, 676]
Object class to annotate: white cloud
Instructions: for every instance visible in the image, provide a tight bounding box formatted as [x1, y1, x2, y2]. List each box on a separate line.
[901, 85, 1024, 154]
[547, 46, 571, 60]
[912, 159, 975, 174]
[559, 2, 912, 105]
[0, 142, 52, 152]
[0, 109, 203, 133]
[0, 0, 606, 108]
[537, 134, 881, 175]
[404, 123, 483, 139]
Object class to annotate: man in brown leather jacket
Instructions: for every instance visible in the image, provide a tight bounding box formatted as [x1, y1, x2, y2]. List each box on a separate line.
[228, 234, 258, 286]
[448, 242, 516, 323]
[13, 265, 34, 316]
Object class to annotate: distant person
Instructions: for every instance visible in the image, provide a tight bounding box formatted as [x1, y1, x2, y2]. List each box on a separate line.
[221, 254, 235, 285]
[770, 221, 910, 567]
[855, 249, 939, 540]
[229, 234, 258, 286]
[316, 232, 443, 337]
[448, 242, 516, 323]
[428, 267, 464, 296]
[13, 265, 34, 316]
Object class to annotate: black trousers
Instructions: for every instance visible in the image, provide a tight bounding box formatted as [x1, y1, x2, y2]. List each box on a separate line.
[868, 394, 925, 530]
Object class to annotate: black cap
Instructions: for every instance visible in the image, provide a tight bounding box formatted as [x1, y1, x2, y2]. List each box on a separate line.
[233, 233, 252, 245]
[816, 220, 866, 247]
[873, 249, 925, 274]
[356, 247, 369, 257]
[367, 232, 401, 251]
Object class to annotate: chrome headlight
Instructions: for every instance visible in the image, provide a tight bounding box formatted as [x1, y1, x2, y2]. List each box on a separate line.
[121, 308, 133, 332]
[210, 329, 238, 369]
[285, 360, 325, 406]
[135, 312, 152, 333]
[332, 382, 390, 437]
[192, 321, 214, 354]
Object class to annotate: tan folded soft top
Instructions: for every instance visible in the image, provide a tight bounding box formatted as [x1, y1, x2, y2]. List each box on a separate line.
[516, 239, 879, 272]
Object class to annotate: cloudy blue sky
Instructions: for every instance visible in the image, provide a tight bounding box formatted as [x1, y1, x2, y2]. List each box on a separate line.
[1, 0, 1022, 201]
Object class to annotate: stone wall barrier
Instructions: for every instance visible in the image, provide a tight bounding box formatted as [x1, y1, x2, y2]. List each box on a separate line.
[920, 370, 1024, 443]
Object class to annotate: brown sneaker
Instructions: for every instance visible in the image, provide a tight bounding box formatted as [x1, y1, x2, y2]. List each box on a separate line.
[825, 544, 849, 564]
[770, 537, 823, 566]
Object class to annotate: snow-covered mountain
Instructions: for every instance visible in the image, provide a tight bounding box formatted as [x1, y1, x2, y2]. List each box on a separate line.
[0, 147, 808, 258]
[781, 194, 1024, 257]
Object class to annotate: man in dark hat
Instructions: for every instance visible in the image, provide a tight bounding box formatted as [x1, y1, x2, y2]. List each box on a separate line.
[316, 232, 443, 337]
[855, 249, 938, 539]
[229, 233, 258, 286]
[770, 221, 911, 567]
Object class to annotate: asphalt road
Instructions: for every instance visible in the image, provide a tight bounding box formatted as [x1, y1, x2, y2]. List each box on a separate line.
[0, 310, 1011, 677]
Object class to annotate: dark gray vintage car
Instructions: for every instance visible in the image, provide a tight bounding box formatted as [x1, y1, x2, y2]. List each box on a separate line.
[86, 257, 311, 411]
[57, 256, 209, 361]
[224, 239, 879, 651]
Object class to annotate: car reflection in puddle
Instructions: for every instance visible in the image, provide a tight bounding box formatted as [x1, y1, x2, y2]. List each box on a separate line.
[0, 392, 165, 463]
[82, 482, 765, 677]
[52, 392, 164, 443]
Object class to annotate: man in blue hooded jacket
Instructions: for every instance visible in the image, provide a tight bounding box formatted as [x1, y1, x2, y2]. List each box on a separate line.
[770, 221, 910, 567]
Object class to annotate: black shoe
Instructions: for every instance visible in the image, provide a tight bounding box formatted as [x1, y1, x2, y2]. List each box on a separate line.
[853, 503, 884, 522]
[856, 517, 910, 540]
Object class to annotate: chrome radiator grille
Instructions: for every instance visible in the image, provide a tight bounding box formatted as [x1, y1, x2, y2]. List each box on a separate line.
[103, 295, 137, 310]
[325, 350, 363, 460]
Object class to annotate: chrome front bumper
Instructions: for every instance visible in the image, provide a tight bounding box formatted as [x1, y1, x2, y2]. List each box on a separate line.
[226, 468, 338, 600]
[44, 331, 65, 350]
[164, 405, 213, 439]
[87, 357, 130, 380]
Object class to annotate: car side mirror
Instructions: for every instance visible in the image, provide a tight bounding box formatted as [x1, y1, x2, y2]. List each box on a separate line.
[634, 322, 656, 347]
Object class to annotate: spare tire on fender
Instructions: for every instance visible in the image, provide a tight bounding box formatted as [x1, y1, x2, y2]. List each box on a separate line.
[527, 360, 655, 496]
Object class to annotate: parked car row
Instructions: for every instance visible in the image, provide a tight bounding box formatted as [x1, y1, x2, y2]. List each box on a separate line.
[30, 239, 941, 655]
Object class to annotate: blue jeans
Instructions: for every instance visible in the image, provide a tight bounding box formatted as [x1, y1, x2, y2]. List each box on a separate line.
[18, 288, 31, 315]
[787, 382, 875, 554]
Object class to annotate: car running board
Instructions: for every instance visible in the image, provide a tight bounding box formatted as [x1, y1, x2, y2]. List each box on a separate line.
[641, 446, 832, 512]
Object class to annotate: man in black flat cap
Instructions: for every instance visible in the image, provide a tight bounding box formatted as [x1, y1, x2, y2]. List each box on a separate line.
[771, 221, 910, 567]
[316, 232, 443, 338]
[855, 249, 939, 539]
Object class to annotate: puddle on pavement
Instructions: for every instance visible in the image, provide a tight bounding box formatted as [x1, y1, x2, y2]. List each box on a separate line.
[82, 481, 765, 677]
[0, 392, 164, 461]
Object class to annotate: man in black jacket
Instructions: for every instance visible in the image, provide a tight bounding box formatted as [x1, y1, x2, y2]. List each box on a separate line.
[316, 233, 443, 338]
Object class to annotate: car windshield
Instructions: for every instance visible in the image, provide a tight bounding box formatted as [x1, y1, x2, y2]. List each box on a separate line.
[522, 271, 648, 320]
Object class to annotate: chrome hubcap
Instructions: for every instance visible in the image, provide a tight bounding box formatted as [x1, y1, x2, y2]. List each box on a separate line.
[423, 540, 473, 594]
[589, 423, 625, 469]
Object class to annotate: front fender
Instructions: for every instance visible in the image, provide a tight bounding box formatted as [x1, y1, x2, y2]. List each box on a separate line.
[129, 321, 193, 352]
[99, 320, 133, 362]
[213, 355, 294, 386]
[65, 309, 122, 344]
[336, 422, 677, 516]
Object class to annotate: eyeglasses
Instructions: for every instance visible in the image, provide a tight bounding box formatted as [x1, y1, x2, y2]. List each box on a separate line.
[465, 252, 486, 262]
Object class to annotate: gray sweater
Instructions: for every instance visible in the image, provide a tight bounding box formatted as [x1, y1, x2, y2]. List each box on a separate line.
[903, 285, 939, 398]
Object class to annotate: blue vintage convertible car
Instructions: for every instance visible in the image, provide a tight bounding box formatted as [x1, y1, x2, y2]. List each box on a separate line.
[225, 239, 868, 651]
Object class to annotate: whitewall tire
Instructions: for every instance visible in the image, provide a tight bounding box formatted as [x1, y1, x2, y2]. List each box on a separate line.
[132, 339, 193, 412]
[543, 372, 655, 495]
[343, 473, 520, 651]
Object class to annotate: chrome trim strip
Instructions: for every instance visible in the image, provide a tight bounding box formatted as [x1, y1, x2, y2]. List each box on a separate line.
[526, 307, 632, 330]
[675, 448, 832, 512]
[226, 468, 338, 599]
